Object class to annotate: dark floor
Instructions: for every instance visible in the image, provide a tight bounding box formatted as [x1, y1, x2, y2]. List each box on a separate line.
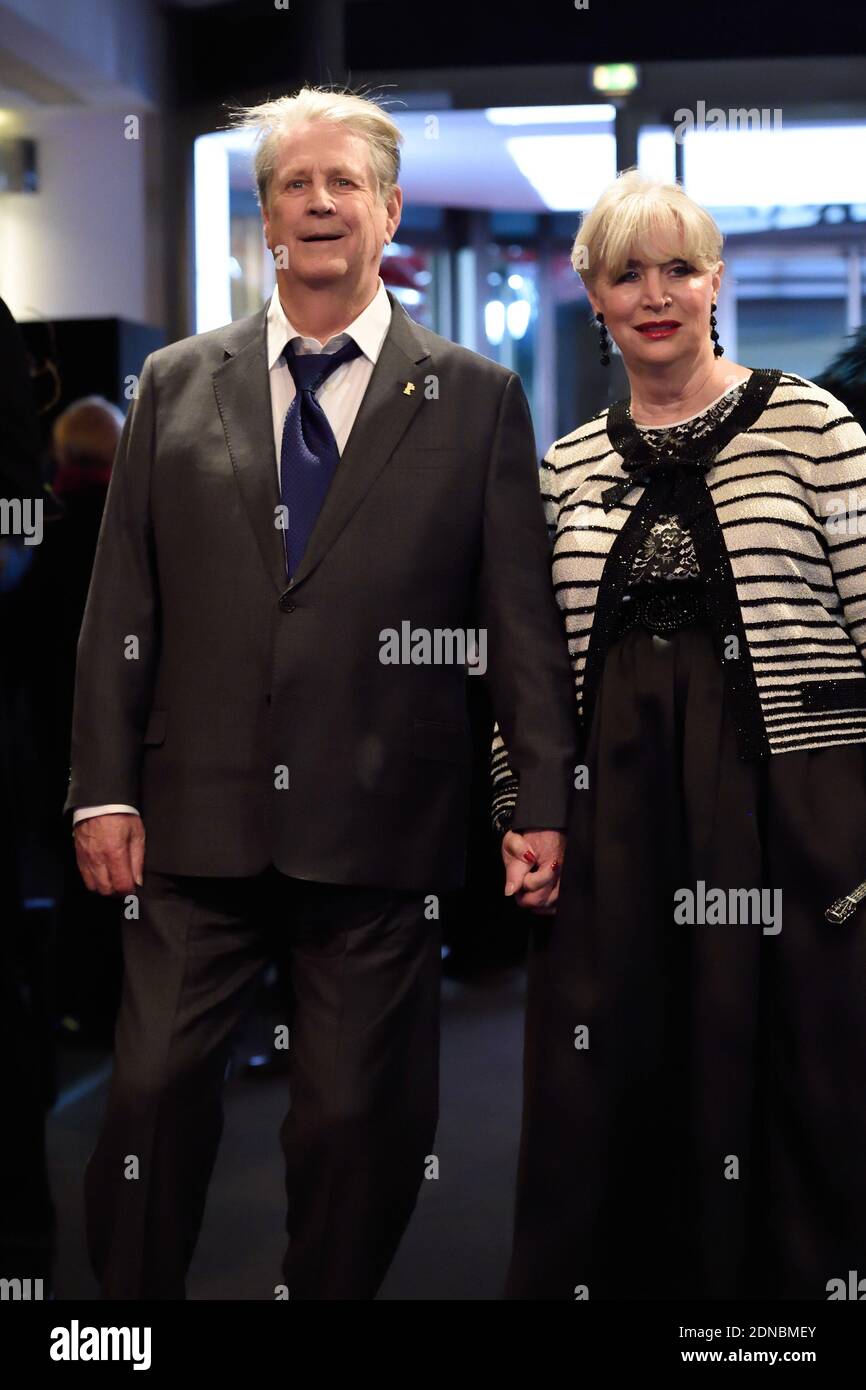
[46, 964, 527, 1301]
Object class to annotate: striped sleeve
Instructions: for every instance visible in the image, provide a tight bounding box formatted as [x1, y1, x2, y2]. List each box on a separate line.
[490, 448, 560, 833]
[816, 394, 866, 665]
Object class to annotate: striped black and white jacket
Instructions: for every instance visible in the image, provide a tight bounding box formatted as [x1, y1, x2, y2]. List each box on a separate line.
[492, 368, 866, 833]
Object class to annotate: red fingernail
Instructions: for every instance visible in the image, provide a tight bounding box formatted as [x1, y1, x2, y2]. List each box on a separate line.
[523, 851, 538, 865]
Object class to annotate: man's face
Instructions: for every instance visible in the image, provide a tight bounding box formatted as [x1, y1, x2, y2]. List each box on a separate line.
[262, 121, 402, 294]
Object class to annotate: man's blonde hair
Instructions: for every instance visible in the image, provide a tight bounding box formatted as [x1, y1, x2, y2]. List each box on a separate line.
[227, 86, 403, 209]
[573, 168, 723, 286]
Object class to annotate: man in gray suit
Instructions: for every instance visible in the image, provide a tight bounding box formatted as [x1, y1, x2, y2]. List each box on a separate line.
[67, 87, 577, 1300]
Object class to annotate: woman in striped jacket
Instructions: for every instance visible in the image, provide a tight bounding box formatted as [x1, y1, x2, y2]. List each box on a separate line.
[494, 169, 866, 1300]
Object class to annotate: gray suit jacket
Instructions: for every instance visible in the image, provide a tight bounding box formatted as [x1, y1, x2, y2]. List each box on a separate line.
[64, 292, 578, 889]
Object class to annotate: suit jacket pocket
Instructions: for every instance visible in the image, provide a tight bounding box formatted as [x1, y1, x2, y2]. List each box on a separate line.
[800, 678, 866, 712]
[413, 717, 471, 763]
[392, 446, 462, 469]
[142, 709, 168, 746]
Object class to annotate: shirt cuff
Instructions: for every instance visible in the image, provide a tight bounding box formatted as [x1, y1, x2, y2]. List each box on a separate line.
[72, 804, 140, 825]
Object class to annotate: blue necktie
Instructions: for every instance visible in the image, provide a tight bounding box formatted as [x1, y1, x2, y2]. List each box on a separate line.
[279, 336, 363, 579]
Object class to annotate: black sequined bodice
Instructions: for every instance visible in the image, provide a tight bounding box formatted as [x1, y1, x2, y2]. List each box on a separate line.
[626, 382, 747, 583]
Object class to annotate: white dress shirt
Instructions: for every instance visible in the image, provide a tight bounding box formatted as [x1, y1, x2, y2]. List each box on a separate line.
[73, 278, 392, 827]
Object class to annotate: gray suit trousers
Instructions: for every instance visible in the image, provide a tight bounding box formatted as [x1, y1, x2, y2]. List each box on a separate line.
[84, 866, 441, 1299]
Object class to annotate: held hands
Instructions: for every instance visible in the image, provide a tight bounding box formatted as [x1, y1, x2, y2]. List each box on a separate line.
[501, 828, 566, 916]
[73, 812, 145, 896]
[74, 811, 562, 910]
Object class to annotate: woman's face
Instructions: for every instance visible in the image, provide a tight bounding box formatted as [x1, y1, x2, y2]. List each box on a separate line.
[587, 250, 722, 375]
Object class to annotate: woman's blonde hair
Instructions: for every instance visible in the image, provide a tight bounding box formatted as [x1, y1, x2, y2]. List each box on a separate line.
[227, 85, 404, 209]
[572, 168, 723, 286]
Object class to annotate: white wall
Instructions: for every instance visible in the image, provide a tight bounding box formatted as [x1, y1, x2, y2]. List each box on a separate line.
[0, 0, 165, 325]
[0, 106, 152, 324]
[0, 0, 163, 108]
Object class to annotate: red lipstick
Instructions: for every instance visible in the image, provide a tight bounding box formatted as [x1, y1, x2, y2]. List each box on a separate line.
[635, 320, 681, 339]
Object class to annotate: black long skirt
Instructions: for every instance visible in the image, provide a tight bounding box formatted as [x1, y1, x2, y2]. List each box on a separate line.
[505, 617, 866, 1300]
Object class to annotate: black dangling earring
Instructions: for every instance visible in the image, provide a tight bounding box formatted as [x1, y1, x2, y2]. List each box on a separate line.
[596, 311, 611, 366]
[710, 302, 724, 357]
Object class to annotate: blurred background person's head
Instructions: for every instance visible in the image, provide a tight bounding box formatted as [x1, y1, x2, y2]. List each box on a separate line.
[815, 328, 866, 431]
[51, 396, 124, 499]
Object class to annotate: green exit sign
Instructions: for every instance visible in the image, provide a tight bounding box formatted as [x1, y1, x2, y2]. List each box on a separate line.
[592, 64, 640, 97]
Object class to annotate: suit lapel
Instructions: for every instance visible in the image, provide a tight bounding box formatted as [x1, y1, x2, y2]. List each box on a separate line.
[212, 305, 287, 594]
[212, 292, 433, 595]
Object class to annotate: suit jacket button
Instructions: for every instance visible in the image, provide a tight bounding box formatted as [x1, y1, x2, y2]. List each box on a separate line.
[279, 594, 295, 612]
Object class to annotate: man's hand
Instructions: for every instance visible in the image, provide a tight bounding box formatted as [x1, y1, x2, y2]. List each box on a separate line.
[501, 828, 566, 915]
[73, 813, 145, 896]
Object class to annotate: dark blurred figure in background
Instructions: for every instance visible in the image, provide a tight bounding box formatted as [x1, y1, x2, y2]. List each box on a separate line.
[40, 396, 123, 820]
[0, 297, 44, 501]
[0, 293, 57, 1291]
[815, 326, 866, 431]
[25, 396, 125, 1048]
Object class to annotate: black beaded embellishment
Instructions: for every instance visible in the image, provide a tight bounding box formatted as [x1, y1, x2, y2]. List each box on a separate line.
[710, 303, 724, 357]
[579, 368, 784, 763]
[596, 311, 611, 367]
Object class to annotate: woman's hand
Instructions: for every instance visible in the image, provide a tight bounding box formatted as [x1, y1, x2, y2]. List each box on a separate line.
[501, 828, 565, 915]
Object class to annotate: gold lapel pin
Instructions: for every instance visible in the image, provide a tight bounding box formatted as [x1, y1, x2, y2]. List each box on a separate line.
[403, 381, 415, 395]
